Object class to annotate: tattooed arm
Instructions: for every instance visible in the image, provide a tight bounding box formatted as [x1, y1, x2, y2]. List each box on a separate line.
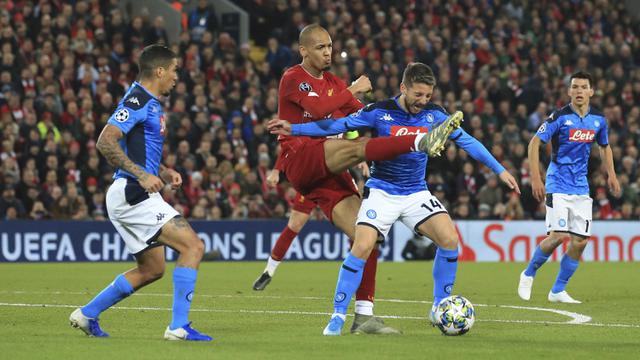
[97, 124, 164, 192]
[159, 164, 183, 189]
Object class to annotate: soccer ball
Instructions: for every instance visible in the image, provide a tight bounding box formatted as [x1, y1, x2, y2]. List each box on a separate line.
[434, 295, 475, 336]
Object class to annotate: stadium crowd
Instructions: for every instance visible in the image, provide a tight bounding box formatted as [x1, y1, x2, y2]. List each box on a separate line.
[0, 0, 639, 221]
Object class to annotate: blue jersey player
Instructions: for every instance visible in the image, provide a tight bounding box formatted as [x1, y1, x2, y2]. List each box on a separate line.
[69, 45, 212, 341]
[518, 71, 620, 304]
[270, 63, 520, 335]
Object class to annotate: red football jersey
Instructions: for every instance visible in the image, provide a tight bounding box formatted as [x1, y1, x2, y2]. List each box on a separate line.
[277, 64, 363, 143]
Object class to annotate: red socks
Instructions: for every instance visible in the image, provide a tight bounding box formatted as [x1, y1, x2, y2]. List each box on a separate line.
[270, 226, 298, 261]
[356, 248, 379, 302]
[364, 135, 418, 162]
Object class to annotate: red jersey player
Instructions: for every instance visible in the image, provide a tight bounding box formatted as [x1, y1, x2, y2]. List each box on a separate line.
[261, 24, 462, 334]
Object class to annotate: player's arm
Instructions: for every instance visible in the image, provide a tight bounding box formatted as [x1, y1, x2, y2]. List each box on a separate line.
[96, 125, 162, 193]
[528, 136, 544, 201]
[268, 105, 375, 136]
[453, 129, 520, 194]
[596, 122, 620, 195]
[284, 74, 371, 118]
[530, 116, 561, 201]
[159, 164, 182, 189]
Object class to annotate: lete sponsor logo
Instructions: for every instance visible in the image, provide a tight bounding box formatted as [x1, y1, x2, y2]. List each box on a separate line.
[391, 126, 429, 136]
[569, 129, 595, 142]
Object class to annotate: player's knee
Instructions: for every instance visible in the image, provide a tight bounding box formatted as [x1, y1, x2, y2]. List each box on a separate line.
[141, 265, 165, 282]
[572, 236, 588, 249]
[288, 216, 307, 232]
[352, 238, 376, 258]
[439, 233, 459, 250]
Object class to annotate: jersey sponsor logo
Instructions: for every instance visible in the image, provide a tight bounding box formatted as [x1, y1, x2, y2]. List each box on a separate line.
[298, 82, 312, 92]
[568, 129, 595, 142]
[127, 97, 140, 106]
[114, 108, 129, 122]
[537, 123, 547, 133]
[391, 125, 429, 136]
[382, 113, 394, 121]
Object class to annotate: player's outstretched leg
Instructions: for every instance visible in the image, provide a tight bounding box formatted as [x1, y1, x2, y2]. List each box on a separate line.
[159, 217, 213, 341]
[418, 111, 464, 157]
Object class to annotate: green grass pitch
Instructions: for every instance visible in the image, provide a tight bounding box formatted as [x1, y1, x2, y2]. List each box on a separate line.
[1, 261, 639, 359]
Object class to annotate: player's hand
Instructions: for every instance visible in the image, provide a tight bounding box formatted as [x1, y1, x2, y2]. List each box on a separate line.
[357, 162, 370, 177]
[267, 119, 292, 135]
[531, 177, 545, 202]
[499, 171, 521, 195]
[267, 169, 280, 187]
[608, 175, 621, 197]
[348, 75, 372, 95]
[139, 172, 164, 193]
[161, 168, 182, 189]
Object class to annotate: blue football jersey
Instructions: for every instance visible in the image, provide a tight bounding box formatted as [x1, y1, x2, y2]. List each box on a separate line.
[107, 82, 166, 180]
[535, 104, 608, 195]
[291, 96, 505, 195]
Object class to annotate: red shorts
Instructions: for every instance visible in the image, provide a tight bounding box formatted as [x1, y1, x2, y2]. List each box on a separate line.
[282, 138, 359, 221]
[291, 192, 316, 214]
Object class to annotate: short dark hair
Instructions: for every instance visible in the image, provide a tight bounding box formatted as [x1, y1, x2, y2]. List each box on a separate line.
[570, 71, 593, 88]
[402, 62, 436, 88]
[138, 44, 178, 80]
[299, 24, 327, 46]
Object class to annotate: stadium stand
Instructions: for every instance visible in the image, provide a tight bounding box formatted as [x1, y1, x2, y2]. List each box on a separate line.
[0, 0, 638, 221]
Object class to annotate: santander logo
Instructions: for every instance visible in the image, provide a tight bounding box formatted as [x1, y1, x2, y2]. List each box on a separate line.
[569, 129, 595, 142]
[391, 126, 429, 136]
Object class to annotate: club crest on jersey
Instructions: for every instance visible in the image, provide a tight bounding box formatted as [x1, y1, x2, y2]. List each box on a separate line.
[426, 113, 435, 123]
[569, 129, 595, 142]
[328, 88, 334, 96]
[391, 126, 429, 136]
[114, 108, 129, 122]
[298, 82, 312, 92]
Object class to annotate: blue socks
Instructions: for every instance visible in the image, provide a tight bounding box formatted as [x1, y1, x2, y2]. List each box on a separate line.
[524, 246, 551, 277]
[333, 252, 366, 315]
[82, 274, 134, 318]
[170, 267, 198, 330]
[552, 255, 579, 293]
[433, 247, 458, 307]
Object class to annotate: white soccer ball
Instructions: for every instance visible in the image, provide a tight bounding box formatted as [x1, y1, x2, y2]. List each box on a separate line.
[434, 295, 475, 336]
